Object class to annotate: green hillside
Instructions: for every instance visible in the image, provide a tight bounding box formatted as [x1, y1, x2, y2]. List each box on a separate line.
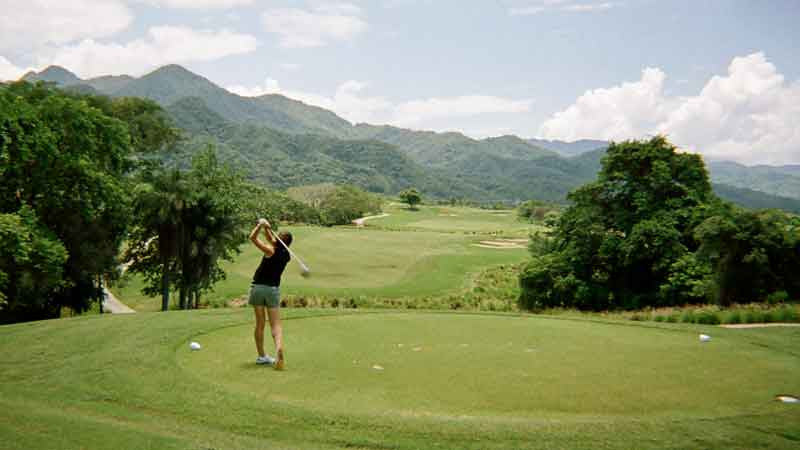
[712, 183, 800, 214]
[84, 74, 135, 93]
[111, 65, 351, 136]
[164, 97, 484, 198]
[708, 160, 800, 200]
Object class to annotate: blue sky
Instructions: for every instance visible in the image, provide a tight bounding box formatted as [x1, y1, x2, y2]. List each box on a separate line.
[1, 0, 798, 164]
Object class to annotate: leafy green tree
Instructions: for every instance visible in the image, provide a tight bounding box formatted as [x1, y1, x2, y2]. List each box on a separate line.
[695, 208, 799, 305]
[125, 166, 188, 311]
[519, 136, 717, 310]
[126, 147, 252, 310]
[0, 207, 68, 323]
[319, 185, 382, 226]
[176, 149, 248, 309]
[0, 82, 178, 321]
[399, 188, 422, 210]
[1, 82, 130, 318]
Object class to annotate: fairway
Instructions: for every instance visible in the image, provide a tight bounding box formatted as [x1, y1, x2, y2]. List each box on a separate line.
[112, 205, 534, 311]
[181, 313, 799, 421]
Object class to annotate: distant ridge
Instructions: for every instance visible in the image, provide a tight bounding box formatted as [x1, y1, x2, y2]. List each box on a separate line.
[527, 138, 609, 157]
[17, 64, 800, 208]
[22, 66, 82, 86]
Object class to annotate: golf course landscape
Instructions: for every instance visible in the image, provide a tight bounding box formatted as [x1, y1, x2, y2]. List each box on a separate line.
[109, 203, 537, 311]
[2, 205, 800, 449]
[4, 7, 800, 447]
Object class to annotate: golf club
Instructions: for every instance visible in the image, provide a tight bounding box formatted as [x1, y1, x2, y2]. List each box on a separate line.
[261, 220, 311, 277]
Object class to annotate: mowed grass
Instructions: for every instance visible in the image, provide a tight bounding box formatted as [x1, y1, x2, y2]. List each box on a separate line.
[2, 309, 799, 449]
[373, 203, 541, 235]
[112, 205, 535, 312]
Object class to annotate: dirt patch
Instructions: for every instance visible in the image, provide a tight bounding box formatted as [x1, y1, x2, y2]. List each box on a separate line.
[719, 323, 800, 329]
[228, 297, 248, 308]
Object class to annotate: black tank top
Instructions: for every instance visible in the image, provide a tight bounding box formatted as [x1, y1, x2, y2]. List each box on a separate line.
[252, 246, 291, 287]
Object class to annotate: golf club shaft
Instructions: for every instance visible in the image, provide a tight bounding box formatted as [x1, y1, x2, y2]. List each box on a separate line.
[268, 228, 309, 270]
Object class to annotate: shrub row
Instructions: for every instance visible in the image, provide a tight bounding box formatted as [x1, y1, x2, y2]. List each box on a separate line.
[644, 304, 799, 324]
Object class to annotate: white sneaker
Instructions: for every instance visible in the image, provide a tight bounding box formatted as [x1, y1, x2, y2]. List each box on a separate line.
[256, 355, 275, 365]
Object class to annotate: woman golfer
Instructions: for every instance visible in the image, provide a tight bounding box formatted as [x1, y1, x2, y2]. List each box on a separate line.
[248, 218, 291, 370]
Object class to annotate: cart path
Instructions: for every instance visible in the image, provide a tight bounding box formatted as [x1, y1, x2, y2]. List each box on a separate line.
[103, 288, 135, 314]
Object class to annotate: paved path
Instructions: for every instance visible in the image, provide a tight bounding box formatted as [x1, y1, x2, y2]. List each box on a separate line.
[103, 288, 135, 314]
[720, 323, 800, 329]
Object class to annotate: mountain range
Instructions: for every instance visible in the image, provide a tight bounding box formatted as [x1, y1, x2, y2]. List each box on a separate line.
[21, 65, 800, 211]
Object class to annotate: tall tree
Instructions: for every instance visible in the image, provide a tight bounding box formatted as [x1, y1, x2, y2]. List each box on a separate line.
[125, 148, 249, 310]
[1, 82, 128, 318]
[0, 82, 178, 321]
[519, 136, 718, 310]
[399, 188, 422, 210]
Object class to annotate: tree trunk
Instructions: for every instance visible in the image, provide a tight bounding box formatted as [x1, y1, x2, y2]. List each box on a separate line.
[161, 270, 169, 312]
[97, 274, 104, 314]
[179, 286, 187, 310]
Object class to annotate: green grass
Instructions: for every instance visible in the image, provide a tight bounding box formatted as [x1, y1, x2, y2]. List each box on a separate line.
[2, 309, 799, 449]
[111, 205, 534, 312]
[373, 203, 540, 235]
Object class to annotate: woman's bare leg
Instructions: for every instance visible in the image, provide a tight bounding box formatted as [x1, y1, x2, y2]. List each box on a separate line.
[267, 307, 284, 369]
[253, 305, 267, 357]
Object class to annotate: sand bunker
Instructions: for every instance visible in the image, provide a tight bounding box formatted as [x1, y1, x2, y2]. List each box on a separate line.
[471, 239, 529, 249]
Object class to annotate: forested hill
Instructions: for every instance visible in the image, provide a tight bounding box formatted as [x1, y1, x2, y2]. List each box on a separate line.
[708, 160, 800, 200]
[164, 96, 487, 200]
[21, 65, 800, 209]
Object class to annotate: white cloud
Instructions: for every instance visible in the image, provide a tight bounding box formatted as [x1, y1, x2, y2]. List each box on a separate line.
[510, 1, 619, 15]
[262, 4, 367, 48]
[539, 67, 672, 141]
[392, 96, 534, 127]
[0, 56, 35, 81]
[227, 78, 391, 124]
[0, 0, 133, 52]
[227, 78, 533, 131]
[539, 52, 800, 165]
[41, 26, 258, 78]
[563, 2, 616, 12]
[135, 0, 253, 8]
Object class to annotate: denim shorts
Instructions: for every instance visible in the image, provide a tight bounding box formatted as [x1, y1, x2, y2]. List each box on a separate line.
[248, 284, 280, 308]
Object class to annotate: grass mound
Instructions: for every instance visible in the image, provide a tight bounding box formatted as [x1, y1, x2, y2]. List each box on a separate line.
[3, 309, 799, 449]
[181, 313, 799, 420]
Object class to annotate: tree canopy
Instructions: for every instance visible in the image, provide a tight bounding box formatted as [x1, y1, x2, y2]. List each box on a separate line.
[0, 82, 177, 322]
[520, 136, 800, 311]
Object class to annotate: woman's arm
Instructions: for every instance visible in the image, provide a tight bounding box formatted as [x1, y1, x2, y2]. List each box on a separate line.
[263, 221, 277, 246]
[249, 222, 274, 256]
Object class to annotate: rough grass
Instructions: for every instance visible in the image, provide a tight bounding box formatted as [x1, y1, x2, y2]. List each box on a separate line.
[1, 309, 799, 449]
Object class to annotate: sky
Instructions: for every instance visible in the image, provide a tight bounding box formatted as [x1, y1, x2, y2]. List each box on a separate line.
[1, 0, 798, 165]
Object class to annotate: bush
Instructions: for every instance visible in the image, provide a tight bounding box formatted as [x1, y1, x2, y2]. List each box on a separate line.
[776, 306, 798, 322]
[665, 314, 679, 323]
[723, 310, 742, 324]
[744, 310, 763, 324]
[767, 290, 789, 305]
[695, 310, 721, 325]
[680, 310, 696, 323]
